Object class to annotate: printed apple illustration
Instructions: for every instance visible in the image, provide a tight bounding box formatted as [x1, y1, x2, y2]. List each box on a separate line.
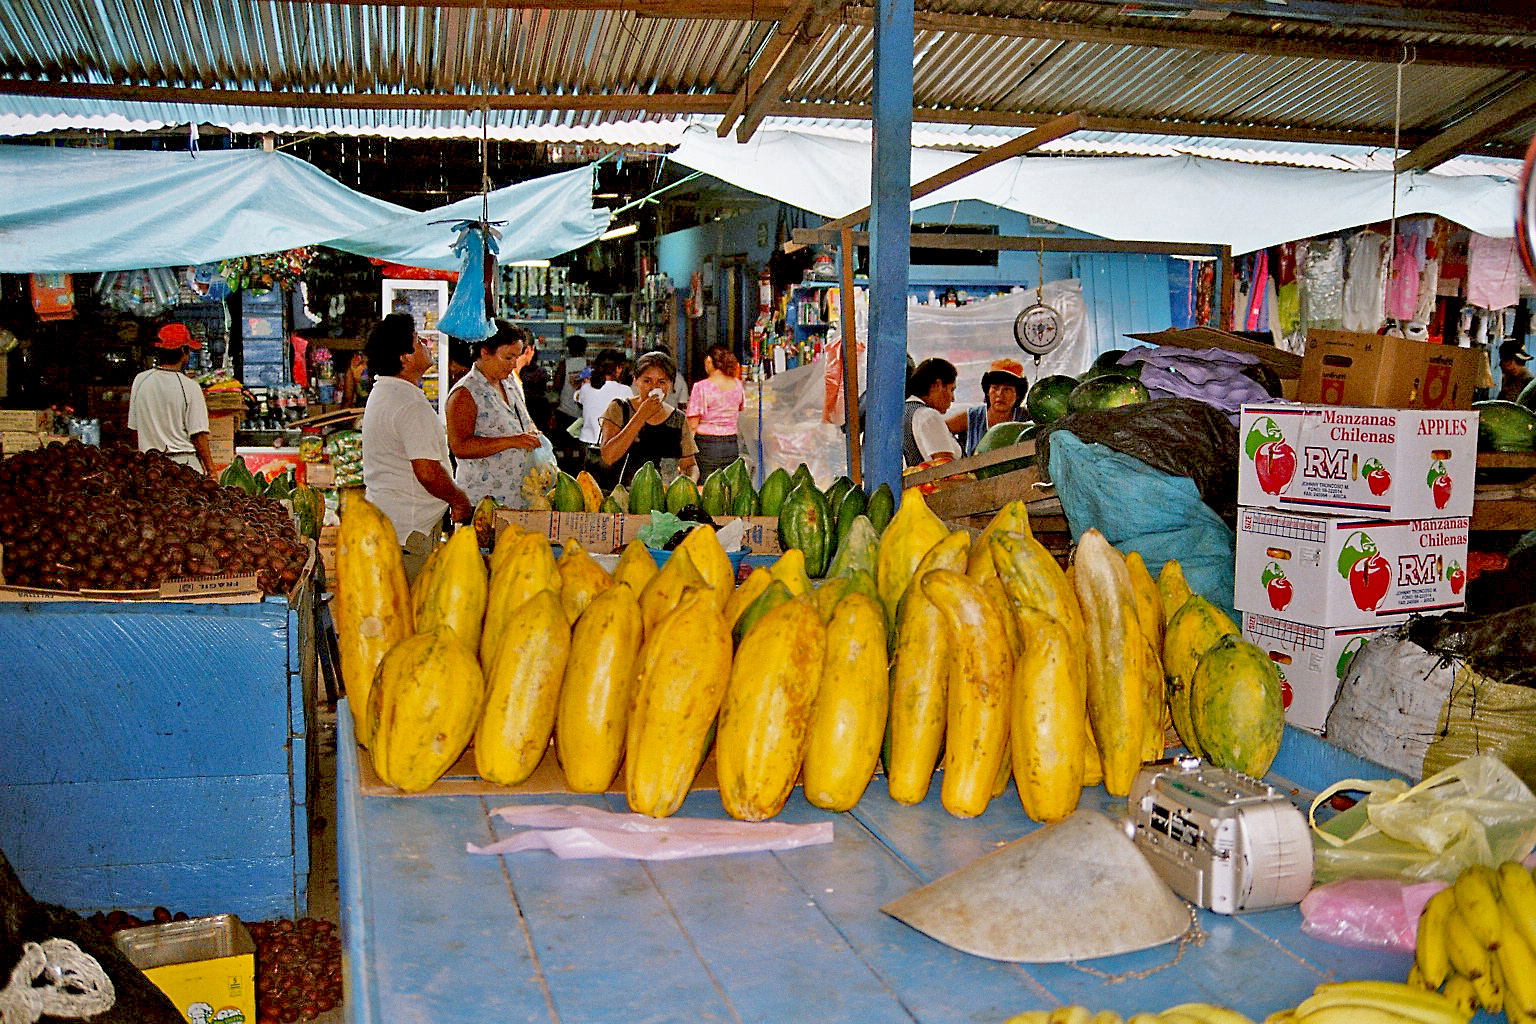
[1361, 457, 1390, 496]
[1336, 636, 1369, 679]
[1447, 559, 1465, 595]
[1279, 674, 1293, 709]
[1261, 561, 1293, 611]
[1244, 417, 1296, 495]
[1337, 531, 1391, 612]
[1427, 459, 1453, 510]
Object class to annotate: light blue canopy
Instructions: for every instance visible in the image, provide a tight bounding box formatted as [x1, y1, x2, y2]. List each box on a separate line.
[327, 163, 612, 270]
[0, 145, 611, 273]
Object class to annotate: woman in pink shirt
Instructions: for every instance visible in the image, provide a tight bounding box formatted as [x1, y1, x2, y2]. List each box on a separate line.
[686, 344, 745, 480]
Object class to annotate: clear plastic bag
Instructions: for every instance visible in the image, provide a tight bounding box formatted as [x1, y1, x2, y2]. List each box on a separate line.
[1310, 753, 1536, 884]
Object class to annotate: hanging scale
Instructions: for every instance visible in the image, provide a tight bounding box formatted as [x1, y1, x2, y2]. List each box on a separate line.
[1014, 245, 1062, 363]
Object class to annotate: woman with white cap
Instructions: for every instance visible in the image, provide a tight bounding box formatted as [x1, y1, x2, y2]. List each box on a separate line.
[947, 357, 1031, 455]
[126, 323, 215, 475]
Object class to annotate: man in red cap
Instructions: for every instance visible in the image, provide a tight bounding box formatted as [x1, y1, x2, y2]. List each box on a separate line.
[126, 323, 215, 475]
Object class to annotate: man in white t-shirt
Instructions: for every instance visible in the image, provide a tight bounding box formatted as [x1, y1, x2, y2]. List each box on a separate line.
[127, 323, 215, 475]
[361, 313, 473, 581]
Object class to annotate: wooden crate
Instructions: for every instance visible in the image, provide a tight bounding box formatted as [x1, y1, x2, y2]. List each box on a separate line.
[903, 439, 1055, 522]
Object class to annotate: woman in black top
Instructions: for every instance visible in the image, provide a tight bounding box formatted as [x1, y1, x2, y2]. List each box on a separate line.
[598, 350, 699, 486]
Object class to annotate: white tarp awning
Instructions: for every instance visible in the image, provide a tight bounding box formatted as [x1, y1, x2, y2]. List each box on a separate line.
[668, 127, 1519, 254]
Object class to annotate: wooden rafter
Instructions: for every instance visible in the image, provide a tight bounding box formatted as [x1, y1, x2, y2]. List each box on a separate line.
[735, 3, 838, 141]
[716, 0, 818, 138]
[1394, 76, 1536, 172]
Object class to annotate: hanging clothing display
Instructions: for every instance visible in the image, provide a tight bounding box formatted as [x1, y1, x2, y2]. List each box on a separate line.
[1342, 231, 1386, 333]
[1466, 233, 1522, 311]
[1298, 237, 1346, 337]
[1414, 221, 1445, 326]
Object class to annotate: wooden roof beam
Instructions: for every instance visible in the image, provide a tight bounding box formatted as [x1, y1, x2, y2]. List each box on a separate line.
[1031, 0, 1536, 37]
[716, 0, 817, 138]
[735, 4, 838, 142]
[1395, 76, 1536, 172]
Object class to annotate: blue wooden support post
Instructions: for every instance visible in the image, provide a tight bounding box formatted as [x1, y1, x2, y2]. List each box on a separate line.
[862, 0, 914, 496]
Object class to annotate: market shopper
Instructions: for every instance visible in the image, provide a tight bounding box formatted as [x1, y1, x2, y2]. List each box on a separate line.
[445, 320, 544, 508]
[686, 344, 746, 479]
[902, 357, 961, 467]
[599, 349, 698, 486]
[1498, 338, 1533, 402]
[127, 323, 215, 475]
[577, 350, 633, 486]
[948, 357, 1030, 455]
[360, 313, 473, 582]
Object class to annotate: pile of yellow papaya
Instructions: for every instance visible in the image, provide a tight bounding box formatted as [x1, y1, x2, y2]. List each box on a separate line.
[333, 484, 1286, 820]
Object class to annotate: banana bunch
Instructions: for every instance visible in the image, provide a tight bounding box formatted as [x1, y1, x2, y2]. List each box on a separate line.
[1003, 1002, 1253, 1024]
[1412, 860, 1536, 1023]
[1266, 980, 1470, 1024]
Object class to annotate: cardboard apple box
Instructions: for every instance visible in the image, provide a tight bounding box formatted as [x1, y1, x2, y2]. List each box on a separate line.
[1237, 402, 1477, 520]
[1234, 508, 1468, 627]
[1241, 612, 1404, 732]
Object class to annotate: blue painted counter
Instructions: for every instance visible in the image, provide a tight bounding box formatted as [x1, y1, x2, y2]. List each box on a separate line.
[0, 573, 318, 920]
[337, 708, 1422, 1024]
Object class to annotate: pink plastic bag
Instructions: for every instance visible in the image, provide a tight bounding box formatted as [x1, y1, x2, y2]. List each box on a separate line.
[1299, 878, 1444, 951]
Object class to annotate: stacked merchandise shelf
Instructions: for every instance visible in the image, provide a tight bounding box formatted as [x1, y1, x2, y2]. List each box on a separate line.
[238, 288, 288, 388]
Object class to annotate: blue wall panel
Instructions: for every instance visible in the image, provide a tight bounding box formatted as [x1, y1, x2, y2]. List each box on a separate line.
[1072, 253, 1176, 358]
[19, 858, 303, 921]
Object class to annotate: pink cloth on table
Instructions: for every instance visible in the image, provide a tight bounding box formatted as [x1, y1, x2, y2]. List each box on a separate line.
[686, 378, 744, 436]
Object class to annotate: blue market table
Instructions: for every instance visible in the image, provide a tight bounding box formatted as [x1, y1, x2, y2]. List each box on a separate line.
[337, 707, 1413, 1024]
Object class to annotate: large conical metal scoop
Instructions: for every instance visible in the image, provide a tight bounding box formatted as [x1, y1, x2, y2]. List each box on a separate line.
[881, 808, 1189, 962]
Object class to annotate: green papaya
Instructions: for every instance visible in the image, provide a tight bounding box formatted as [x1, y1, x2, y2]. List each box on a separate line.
[219, 455, 260, 496]
[628, 463, 665, 514]
[700, 470, 730, 516]
[825, 476, 854, 519]
[665, 474, 700, 514]
[732, 580, 796, 647]
[792, 463, 815, 495]
[758, 468, 793, 517]
[866, 482, 895, 534]
[290, 484, 324, 540]
[723, 457, 753, 504]
[264, 468, 295, 500]
[826, 514, 878, 578]
[607, 484, 628, 511]
[550, 471, 586, 513]
[599, 494, 624, 514]
[835, 486, 866, 534]
[777, 482, 832, 579]
[731, 483, 759, 517]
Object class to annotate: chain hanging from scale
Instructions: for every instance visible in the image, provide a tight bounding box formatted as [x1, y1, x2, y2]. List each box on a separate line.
[1014, 242, 1063, 363]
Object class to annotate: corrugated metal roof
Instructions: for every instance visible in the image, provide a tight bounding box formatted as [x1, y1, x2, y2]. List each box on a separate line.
[2, 0, 1536, 162]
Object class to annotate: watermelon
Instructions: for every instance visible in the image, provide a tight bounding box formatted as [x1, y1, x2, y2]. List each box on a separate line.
[1083, 349, 1130, 379]
[1471, 399, 1536, 453]
[1067, 374, 1150, 413]
[1517, 378, 1536, 412]
[972, 421, 1038, 480]
[1026, 375, 1077, 425]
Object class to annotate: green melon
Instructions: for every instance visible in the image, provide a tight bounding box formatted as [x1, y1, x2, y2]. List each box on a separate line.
[1026, 375, 1078, 425]
[1472, 399, 1536, 452]
[1189, 635, 1285, 778]
[1067, 373, 1150, 413]
[972, 421, 1038, 480]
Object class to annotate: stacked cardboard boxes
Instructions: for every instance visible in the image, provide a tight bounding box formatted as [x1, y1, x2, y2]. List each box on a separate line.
[1234, 400, 1477, 730]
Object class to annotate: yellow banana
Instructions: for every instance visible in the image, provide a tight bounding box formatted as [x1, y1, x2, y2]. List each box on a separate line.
[1126, 1015, 1164, 1024]
[1047, 1006, 1093, 1024]
[1439, 973, 1477, 1017]
[1295, 982, 1469, 1024]
[1415, 886, 1456, 989]
[1478, 945, 1505, 1014]
[1451, 864, 1503, 950]
[1443, 906, 1491, 981]
[1161, 1004, 1257, 1024]
[1262, 1013, 1296, 1024]
[1498, 916, 1536, 1018]
[1288, 1006, 1431, 1024]
[1090, 1012, 1125, 1024]
[1496, 859, 1536, 955]
[1003, 1014, 1053, 1024]
[1404, 963, 1429, 992]
[1157, 1012, 1211, 1024]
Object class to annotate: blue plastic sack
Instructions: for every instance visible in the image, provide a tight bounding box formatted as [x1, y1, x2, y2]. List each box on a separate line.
[437, 221, 499, 341]
[1047, 430, 1237, 622]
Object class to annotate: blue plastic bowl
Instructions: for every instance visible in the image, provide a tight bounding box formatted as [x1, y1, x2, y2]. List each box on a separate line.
[648, 546, 750, 577]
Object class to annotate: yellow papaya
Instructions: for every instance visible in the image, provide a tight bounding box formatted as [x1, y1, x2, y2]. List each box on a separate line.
[716, 599, 827, 821]
[574, 470, 604, 513]
[1081, 707, 1104, 787]
[612, 538, 658, 593]
[367, 625, 484, 793]
[920, 569, 1014, 819]
[676, 525, 733, 612]
[475, 590, 571, 785]
[1189, 635, 1284, 778]
[1157, 558, 1194, 626]
[1163, 596, 1240, 758]
[723, 567, 773, 631]
[884, 531, 970, 805]
[488, 518, 525, 577]
[334, 495, 412, 746]
[990, 530, 1084, 637]
[410, 540, 444, 625]
[965, 499, 1031, 583]
[481, 532, 559, 671]
[638, 546, 711, 637]
[1010, 606, 1086, 823]
[626, 588, 733, 817]
[802, 592, 889, 812]
[767, 547, 813, 599]
[557, 537, 613, 624]
[555, 584, 643, 792]
[416, 525, 490, 655]
[1070, 529, 1146, 798]
[1124, 551, 1165, 649]
[875, 486, 950, 628]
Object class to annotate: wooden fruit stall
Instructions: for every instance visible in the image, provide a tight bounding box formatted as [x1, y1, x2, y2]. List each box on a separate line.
[1471, 452, 1536, 531]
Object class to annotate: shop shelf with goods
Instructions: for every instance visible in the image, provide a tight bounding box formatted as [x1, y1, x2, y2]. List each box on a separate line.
[504, 264, 634, 353]
[235, 287, 291, 390]
[0, 562, 323, 922]
[382, 278, 449, 411]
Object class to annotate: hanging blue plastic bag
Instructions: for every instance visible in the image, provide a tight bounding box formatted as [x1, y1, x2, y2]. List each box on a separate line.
[438, 221, 500, 341]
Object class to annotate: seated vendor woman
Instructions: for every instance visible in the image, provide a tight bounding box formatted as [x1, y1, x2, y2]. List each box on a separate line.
[946, 358, 1030, 456]
[599, 349, 699, 486]
[902, 357, 962, 468]
[445, 321, 545, 508]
